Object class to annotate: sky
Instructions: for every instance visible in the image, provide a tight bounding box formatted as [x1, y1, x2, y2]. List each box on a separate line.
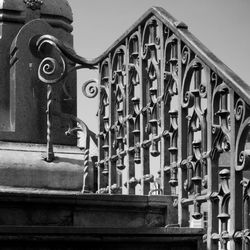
[67, 0, 250, 131]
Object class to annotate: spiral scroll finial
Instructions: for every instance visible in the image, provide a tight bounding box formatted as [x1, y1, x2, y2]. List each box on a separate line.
[82, 79, 98, 98]
[38, 57, 67, 85]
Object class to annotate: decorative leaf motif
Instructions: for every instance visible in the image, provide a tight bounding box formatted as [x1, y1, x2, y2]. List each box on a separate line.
[24, 0, 43, 10]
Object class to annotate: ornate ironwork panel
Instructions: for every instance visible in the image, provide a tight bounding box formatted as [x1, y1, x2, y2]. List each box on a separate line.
[29, 7, 250, 250]
[94, 8, 250, 250]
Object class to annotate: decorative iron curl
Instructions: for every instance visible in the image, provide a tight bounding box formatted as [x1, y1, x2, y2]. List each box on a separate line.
[164, 26, 172, 40]
[33, 36, 68, 85]
[235, 117, 250, 171]
[235, 98, 246, 122]
[181, 45, 191, 65]
[82, 79, 98, 98]
[182, 91, 195, 108]
[38, 56, 66, 85]
[211, 71, 218, 85]
[41, 58, 56, 75]
[31, 34, 97, 85]
[199, 83, 207, 98]
[181, 63, 195, 108]
[237, 150, 250, 171]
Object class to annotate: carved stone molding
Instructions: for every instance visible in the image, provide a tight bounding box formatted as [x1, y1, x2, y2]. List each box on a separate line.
[24, 0, 43, 10]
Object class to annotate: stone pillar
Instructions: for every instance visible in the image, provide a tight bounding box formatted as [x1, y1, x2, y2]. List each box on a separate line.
[0, 0, 98, 192]
[0, 0, 76, 145]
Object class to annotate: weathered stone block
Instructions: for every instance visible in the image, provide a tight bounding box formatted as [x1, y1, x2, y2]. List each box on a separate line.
[0, 142, 84, 191]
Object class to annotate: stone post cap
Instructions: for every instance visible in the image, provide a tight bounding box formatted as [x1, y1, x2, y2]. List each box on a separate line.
[0, 0, 73, 32]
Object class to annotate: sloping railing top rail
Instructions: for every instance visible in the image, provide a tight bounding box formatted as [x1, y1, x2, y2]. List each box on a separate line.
[37, 7, 250, 105]
[85, 6, 250, 106]
[31, 7, 250, 250]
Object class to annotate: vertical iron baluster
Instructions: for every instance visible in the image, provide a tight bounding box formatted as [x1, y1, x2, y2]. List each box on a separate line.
[168, 37, 178, 191]
[207, 69, 219, 250]
[46, 84, 54, 162]
[98, 60, 110, 192]
[126, 34, 140, 194]
[229, 90, 242, 250]
[218, 169, 230, 250]
[242, 181, 250, 250]
[140, 24, 150, 195]
[97, 62, 103, 192]
[177, 41, 189, 227]
[126, 37, 132, 194]
[191, 62, 203, 220]
[109, 52, 117, 194]
[160, 23, 171, 195]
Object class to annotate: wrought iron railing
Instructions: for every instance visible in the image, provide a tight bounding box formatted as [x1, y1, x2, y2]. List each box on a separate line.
[31, 7, 250, 250]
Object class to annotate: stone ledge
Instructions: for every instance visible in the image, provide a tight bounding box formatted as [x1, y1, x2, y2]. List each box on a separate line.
[0, 226, 204, 238]
[0, 189, 178, 228]
[0, 226, 205, 250]
[0, 186, 176, 208]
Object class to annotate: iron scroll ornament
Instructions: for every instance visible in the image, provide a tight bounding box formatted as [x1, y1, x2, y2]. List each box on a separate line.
[30, 34, 98, 162]
[30, 34, 96, 84]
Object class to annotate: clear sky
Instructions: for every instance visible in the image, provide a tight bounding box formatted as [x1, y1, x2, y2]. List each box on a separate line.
[67, 0, 250, 131]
